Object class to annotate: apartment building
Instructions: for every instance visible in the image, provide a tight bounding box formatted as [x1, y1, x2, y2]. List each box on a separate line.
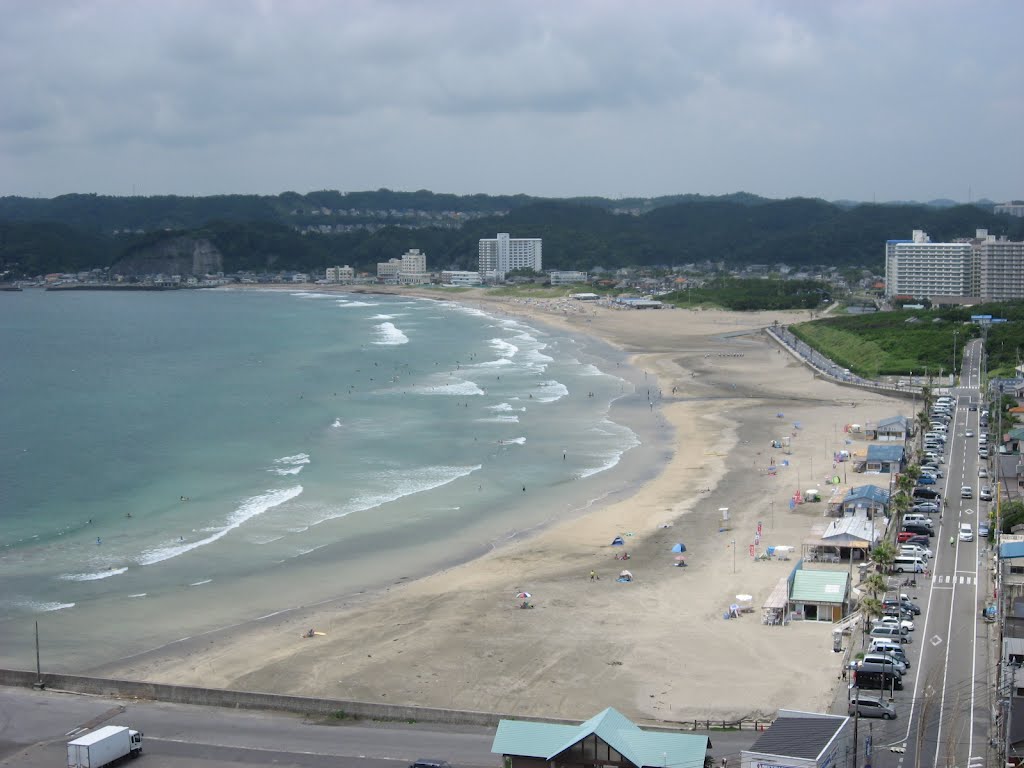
[549, 270, 588, 286]
[478, 233, 542, 281]
[976, 230, 1024, 300]
[325, 265, 354, 283]
[995, 202, 1024, 218]
[377, 249, 429, 284]
[884, 230, 973, 298]
[440, 270, 482, 286]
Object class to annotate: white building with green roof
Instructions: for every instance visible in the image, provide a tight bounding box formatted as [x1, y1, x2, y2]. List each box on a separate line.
[787, 569, 849, 623]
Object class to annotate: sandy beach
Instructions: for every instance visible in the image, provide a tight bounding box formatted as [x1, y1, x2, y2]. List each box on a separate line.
[101, 289, 910, 724]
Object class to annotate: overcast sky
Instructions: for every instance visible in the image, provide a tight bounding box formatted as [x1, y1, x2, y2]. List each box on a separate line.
[2, 0, 1021, 202]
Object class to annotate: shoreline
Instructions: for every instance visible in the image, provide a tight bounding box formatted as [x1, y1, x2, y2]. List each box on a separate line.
[100, 286, 909, 724]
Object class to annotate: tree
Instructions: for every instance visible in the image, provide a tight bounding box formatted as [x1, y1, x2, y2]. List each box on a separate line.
[865, 571, 887, 600]
[872, 540, 896, 573]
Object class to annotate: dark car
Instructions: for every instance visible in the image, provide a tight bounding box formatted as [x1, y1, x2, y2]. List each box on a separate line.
[902, 524, 933, 537]
[906, 535, 931, 547]
[410, 762, 452, 768]
[916, 476, 936, 486]
[912, 488, 941, 500]
[884, 597, 921, 616]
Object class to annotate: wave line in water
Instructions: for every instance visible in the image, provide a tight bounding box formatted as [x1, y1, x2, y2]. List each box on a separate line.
[137, 485, 303, 566]
[60, 567, 128, 581]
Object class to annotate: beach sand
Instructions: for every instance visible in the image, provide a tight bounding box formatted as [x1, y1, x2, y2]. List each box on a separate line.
[101, 290, 910, 724]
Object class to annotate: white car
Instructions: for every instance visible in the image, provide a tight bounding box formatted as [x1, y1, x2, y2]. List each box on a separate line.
[876, 615, 915, 632]
[979, 467, 988, 478]
[965, 430, 975, 438]
[961, 485, 973, 499]
[901, 545, 933, 558]
[959, 523, 974, 542]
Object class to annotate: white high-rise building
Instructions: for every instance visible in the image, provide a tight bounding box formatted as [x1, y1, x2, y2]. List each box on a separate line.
[325, 265, 354, 283]
[975, 229, 1024, 300]
[478, 233, 542, 281]
[884, 230, 973, 299]
[377, 248, 429, 284]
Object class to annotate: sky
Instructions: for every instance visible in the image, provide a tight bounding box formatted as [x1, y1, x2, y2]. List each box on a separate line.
[1, 0, 1021, 203]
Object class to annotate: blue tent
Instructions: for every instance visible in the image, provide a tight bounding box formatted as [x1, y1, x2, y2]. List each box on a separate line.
[671, 542, 687, 553]
[611, 536, 625, 546]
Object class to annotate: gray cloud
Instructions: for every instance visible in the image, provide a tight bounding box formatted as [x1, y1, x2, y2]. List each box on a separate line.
[1, 0, 1021, 201]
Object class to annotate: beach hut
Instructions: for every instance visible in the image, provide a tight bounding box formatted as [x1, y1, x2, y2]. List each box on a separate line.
[670, 542, 687, 553]
[741, 710, 850, 768]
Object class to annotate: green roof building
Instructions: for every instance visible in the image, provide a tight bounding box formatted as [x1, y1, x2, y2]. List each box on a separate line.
[491, 708, 711, 768]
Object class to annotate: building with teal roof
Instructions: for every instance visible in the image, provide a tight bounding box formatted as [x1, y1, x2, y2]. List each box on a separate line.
[491, 707, 712, 768]
[787, 569, 849, 622]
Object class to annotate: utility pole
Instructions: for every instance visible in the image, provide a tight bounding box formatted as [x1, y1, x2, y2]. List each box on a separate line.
[34, 621, 41, 687]
[852, 678, 860, 768]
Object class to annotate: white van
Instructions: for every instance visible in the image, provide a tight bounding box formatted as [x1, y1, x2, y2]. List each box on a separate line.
[903, 514, 933, 527]
[893, 555, 925, 573]
[870, 625, 912, 643]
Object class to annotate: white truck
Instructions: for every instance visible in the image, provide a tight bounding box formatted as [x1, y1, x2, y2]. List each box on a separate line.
[67, 725, 143, 767]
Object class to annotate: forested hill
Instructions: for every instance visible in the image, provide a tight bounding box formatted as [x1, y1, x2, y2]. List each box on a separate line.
[1, 190, 1021, 278]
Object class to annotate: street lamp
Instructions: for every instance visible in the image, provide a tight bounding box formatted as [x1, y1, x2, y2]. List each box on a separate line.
[953, 330, 959, 384]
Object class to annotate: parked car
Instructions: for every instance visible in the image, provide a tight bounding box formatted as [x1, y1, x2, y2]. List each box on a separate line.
[911, 502, 940, 514]
[883, 597, 921, 616]
[979, 467, 988, 478]
[979, 522, 990, 538]
[980, 486, 993, 501]
[876, 615, 915, 632]
[849, 695, 897, 719]
[917, 476, 937, 486]
[961, 485, 973, 499]
[912, 487, 941, 500]
[905, 535, 931, 548]
[863, 652, 908, 675]
[901, 544, 933, 558]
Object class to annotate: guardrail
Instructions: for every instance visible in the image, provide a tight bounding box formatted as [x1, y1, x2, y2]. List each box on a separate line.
[764, 327, 921, 399]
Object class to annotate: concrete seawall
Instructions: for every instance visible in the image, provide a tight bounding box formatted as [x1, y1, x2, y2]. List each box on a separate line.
[0, 668, 529, 727]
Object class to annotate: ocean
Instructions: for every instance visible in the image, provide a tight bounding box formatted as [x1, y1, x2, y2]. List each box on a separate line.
[0, 288, 665, 671]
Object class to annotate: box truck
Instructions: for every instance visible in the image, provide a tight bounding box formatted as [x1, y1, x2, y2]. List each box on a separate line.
[67, 725, 143, 767]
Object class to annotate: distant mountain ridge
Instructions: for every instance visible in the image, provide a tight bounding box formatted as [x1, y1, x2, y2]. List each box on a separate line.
[0, 189, 1020, 279]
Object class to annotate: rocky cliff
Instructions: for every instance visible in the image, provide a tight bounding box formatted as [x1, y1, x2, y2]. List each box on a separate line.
[115, 236, 223, 276]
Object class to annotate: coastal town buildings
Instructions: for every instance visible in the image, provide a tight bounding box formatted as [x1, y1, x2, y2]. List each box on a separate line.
[549, 270, 588, 285]
[478, 232, 542, 282]
[885, 229, 1024, 301]
[995, 202, 1024, 217]
[377, 249, 429, 284]
[325, 265, 354, 283]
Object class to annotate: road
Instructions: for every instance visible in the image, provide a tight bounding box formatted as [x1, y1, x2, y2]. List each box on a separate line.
[888, 337, 991, 768]
[0, 686, 764, 768]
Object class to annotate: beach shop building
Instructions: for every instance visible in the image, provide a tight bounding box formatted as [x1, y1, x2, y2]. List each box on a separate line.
[838, 485, 889, 519]
[787, 568, 850, 623]
[865, 415, 910, 442]
[492, 707, 711, 768]
[864, 444, 905, 474]
[741, 710, 851, 768]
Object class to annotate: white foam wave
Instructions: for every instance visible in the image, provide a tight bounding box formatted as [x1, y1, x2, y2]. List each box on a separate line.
[331, 418, 343, 428]
[190, 579, 212, 586]
[409, 380, 485, 396]
[487, 402, 526, 412]
[60, 567, 128, 581]
[336, 300, 379, 307]
[499, 437, 527, 445]
[578, 363, 604, 376]
[296, 543, 328, 556]
[311, 465, 481, 525]
[532, 380, 569, 403]
[369, 314, 399, 320]
[478, 415, 519, 423]
[129, 593, 147, 598]
[32, 601, 75, 613]
[138, 485, 303, 566]
[372, 322, 409, 345]
[578, 422, 641, 479]
[471, 357, 514, 369]
[490, 338, 519, 358]
[269, 453, 310, 476]
[291, 292, 336, 299]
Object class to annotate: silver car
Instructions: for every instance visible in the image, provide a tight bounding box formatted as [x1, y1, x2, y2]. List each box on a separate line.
[849, 695, 896, 719]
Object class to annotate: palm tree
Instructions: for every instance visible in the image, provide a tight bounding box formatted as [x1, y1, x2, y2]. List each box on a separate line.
[872, 540, 896, 573]
[861, 596, 885, 649]
[865, 571, 887, 599]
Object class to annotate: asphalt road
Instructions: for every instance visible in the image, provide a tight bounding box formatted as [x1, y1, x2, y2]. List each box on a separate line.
[888, 338, 991, 768]
[0, 686, 765, 768]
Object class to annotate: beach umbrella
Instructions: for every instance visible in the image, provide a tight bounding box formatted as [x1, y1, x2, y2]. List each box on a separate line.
[515, 592, 532, 599]
[736, 594, 753, 602]
[671, 542, 687, 553]
[619, 570, 633, 578]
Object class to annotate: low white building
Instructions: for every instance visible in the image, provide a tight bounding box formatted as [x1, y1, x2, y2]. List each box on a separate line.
[549, 270, 588, 285]
[379, 249, 429, 284]
[441, 270, 482, 286]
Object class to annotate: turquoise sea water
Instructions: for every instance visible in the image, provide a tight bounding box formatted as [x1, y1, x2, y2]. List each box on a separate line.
[0, 289, 664, 670]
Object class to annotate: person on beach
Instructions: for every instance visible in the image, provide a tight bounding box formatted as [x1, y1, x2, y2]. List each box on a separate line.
[590, 570, 598, 581]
